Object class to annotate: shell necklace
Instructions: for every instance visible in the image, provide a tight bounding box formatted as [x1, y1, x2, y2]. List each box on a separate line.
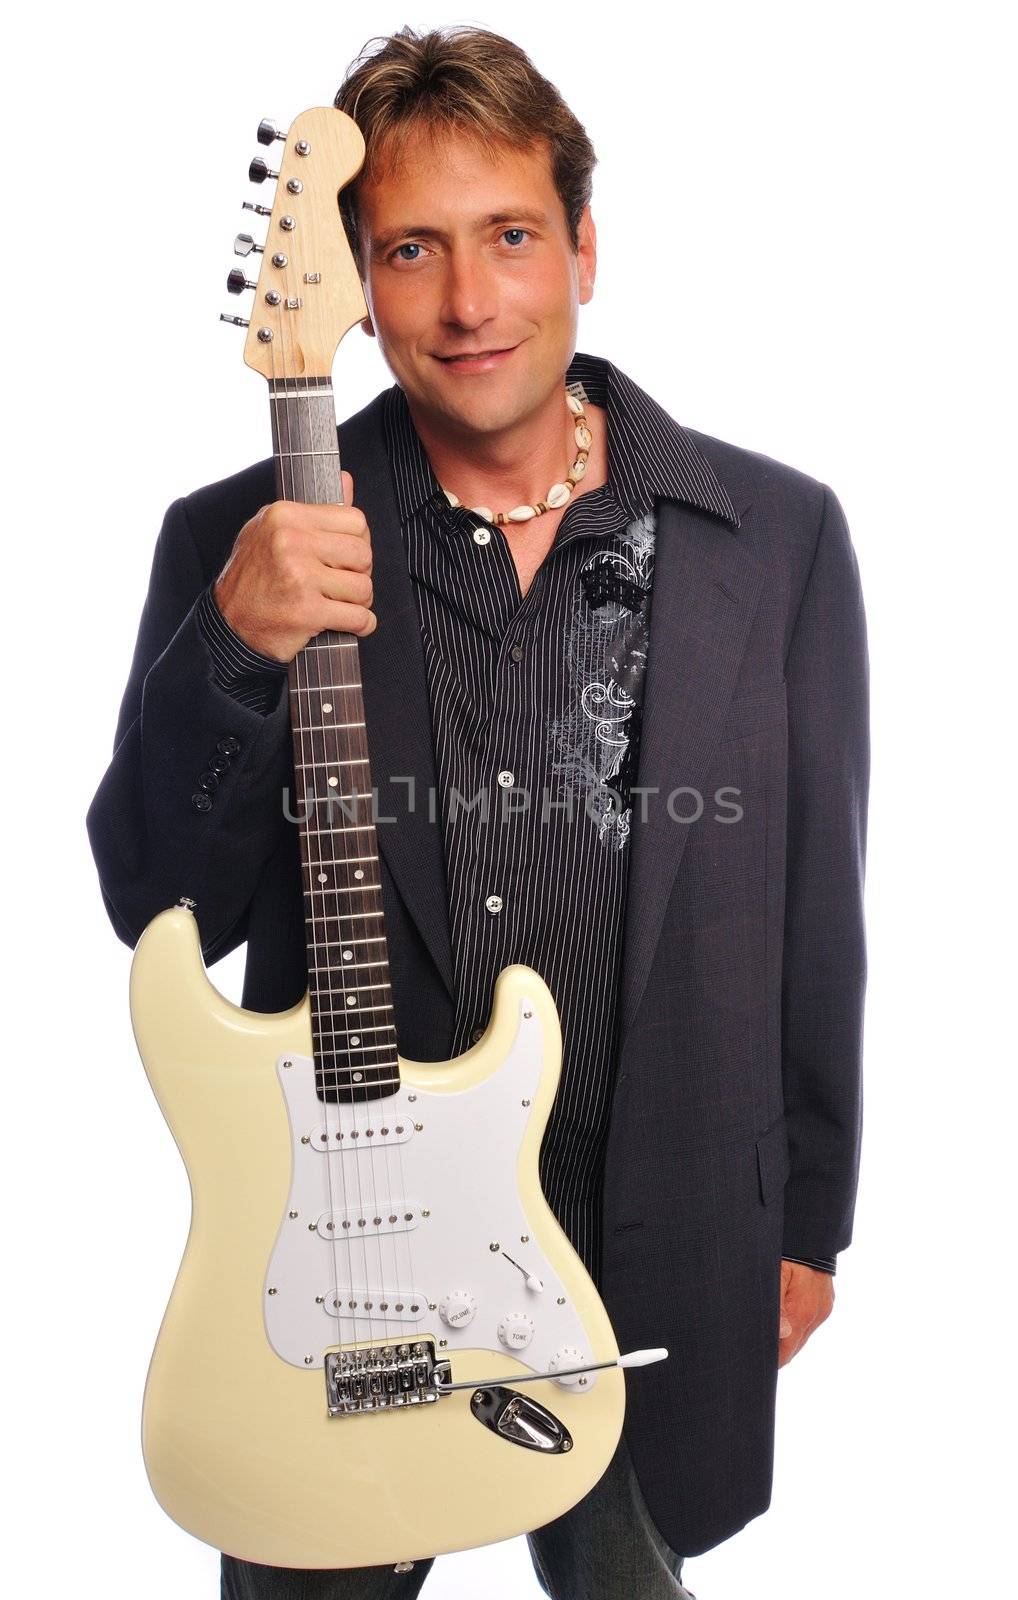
[439, 389, 592, 526]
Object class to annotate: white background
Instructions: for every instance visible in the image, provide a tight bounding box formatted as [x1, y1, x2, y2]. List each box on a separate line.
[7, 1, 1014, 1595]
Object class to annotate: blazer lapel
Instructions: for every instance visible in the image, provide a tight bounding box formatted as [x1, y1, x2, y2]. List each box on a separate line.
[338, 396, 455, 1001]
[617, 497, 764, 1058]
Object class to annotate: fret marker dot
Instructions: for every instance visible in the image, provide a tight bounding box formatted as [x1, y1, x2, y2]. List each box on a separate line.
[328, 775, 338, 787]
[354, 869, 364, 880]
[346, 995, 357, 1006]
[351, 1035, 360, 1045]
[343, 949, 353, 961]
[353, 1071, 363, 1082]
[318, 872, 328, 884]
[322, 702, 333, 713]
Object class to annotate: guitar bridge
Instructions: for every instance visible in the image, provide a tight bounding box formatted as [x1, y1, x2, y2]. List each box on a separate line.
[324, 1340, 447, 1416]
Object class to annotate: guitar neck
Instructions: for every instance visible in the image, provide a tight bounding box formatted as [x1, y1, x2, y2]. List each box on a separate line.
[271, 378, 400, 1104]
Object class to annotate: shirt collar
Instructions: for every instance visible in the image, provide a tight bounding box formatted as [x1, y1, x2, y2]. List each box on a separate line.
[382, 349, 740, 531]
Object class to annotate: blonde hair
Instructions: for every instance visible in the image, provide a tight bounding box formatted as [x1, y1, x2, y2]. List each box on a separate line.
[334, 25, 597, 268]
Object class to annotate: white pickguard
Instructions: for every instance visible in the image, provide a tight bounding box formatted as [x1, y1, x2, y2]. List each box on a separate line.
[265, 994, 595, 1386]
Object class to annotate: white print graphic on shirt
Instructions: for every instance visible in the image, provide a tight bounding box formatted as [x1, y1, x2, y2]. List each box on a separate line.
[548, 511, 656, 849]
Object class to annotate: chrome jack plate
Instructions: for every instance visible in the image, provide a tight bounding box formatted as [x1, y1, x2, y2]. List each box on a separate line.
[470, 1385, 573, 1453]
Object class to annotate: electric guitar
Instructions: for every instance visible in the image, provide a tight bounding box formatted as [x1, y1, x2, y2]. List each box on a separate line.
[130, 106, 666, 1570]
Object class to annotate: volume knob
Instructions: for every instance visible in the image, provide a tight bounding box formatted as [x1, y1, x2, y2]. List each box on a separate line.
[438, 1291, 477, 1329]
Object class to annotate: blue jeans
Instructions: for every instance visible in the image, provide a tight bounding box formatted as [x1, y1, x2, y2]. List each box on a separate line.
[221, 1431, 695, 1600]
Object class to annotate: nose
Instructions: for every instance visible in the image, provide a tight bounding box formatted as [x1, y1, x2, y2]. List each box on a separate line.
[439, 244, 499, 332]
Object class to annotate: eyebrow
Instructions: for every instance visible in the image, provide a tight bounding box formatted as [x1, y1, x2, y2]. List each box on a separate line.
[370, 210, 552, 258]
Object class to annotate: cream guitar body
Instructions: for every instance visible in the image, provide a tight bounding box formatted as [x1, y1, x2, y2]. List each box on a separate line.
[131, 903, 625, 1568]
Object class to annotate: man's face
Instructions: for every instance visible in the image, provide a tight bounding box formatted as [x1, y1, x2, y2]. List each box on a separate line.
[355, 127, 596, 440]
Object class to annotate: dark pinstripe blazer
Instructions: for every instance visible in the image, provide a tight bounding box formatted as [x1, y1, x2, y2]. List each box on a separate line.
[86, 384, 869, 1558]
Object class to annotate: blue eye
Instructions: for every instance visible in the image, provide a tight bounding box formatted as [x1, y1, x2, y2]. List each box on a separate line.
[395, 242, 422, 261]
[503, 228, 527, 246]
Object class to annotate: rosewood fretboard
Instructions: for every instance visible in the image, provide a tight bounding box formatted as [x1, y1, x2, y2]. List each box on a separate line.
[270, 377, 398, 1105]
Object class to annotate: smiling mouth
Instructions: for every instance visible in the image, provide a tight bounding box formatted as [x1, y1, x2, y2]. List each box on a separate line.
[435, 346, 517, 362]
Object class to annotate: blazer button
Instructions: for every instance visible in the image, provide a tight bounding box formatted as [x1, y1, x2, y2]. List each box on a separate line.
[217, 735, 241, 756]
[209, 754, 231, 777]
[197, 770, 219, 794]
[192, 792, 214, 813]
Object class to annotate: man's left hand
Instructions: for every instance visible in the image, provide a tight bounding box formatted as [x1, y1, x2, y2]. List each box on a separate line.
[778, 1259, 835, 1366]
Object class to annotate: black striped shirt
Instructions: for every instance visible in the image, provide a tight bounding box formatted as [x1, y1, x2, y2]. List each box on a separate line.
[194, 350, 835, 1280]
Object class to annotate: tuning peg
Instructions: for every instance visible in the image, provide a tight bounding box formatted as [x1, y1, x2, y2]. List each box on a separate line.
[226, 269, 256, 295]
[220, 312, 250, 328]
[233, 232, 264, 258]
[248, 157, 279, 185]
[257, 118, 287, 145]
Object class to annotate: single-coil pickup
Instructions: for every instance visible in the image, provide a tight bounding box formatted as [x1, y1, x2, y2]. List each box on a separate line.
[316, 1201, 422, 1240]
[307, 1119, 414, 1151]
[322, 1287, 427, 1322]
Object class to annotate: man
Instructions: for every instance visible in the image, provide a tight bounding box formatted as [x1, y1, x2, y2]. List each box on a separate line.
[86, 23, 869, 1600]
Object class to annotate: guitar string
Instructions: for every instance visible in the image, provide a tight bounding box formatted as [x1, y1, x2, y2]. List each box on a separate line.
[299, 188, 399, 1359]
[275, 243, 349, 1358]
[302, 173, 393, 1355]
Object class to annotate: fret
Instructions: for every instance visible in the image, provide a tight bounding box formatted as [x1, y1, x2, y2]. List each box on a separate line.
[313, 962, 388, 976]
[294, 738, 365, 751]
[304, 921, 384, 934]
[307, 977, 392, 990]
[312, 1036, 400, 1049]
[299, 640, 360, 652]
[300, 853, 378, 866]
[308, 1018, 395, 1035]
[304, 897, 383, 912]
[294, 755, 369, 768]
[314, 1077, 401, 1093]
[309, 998, 394, 1014]
[301, 848, 381, 861]
[301, 826, 377, 840]
[276, 448, 341, 458]
[315, 1082, 401, 1101]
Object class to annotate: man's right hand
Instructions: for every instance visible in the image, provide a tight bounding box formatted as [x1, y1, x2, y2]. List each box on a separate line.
[212, 470, 376, 662]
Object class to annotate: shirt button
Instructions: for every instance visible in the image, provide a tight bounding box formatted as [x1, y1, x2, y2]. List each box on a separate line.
[509, 643, 524, 662]
[471, 1027, 484, 1043]
[496, 770, 515, 788]
[484, 894, 503, 914]
[473, 527, 492, 546]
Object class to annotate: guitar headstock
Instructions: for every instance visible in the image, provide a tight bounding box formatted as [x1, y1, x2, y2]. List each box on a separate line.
[222, 109, 369, 381]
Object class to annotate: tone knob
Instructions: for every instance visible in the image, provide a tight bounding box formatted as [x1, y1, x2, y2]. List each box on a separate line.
[547, 1345, 593, 1389]
[438, 1291, 477, 1329]
[497, 1312, 535, 1350]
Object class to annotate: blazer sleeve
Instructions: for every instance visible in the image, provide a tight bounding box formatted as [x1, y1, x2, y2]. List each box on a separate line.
[780, 483, 870, 1265]
[85, 494, 294, 965]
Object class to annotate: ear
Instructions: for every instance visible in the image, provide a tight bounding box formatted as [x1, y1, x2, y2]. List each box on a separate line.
[576, 205, 597, 305]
